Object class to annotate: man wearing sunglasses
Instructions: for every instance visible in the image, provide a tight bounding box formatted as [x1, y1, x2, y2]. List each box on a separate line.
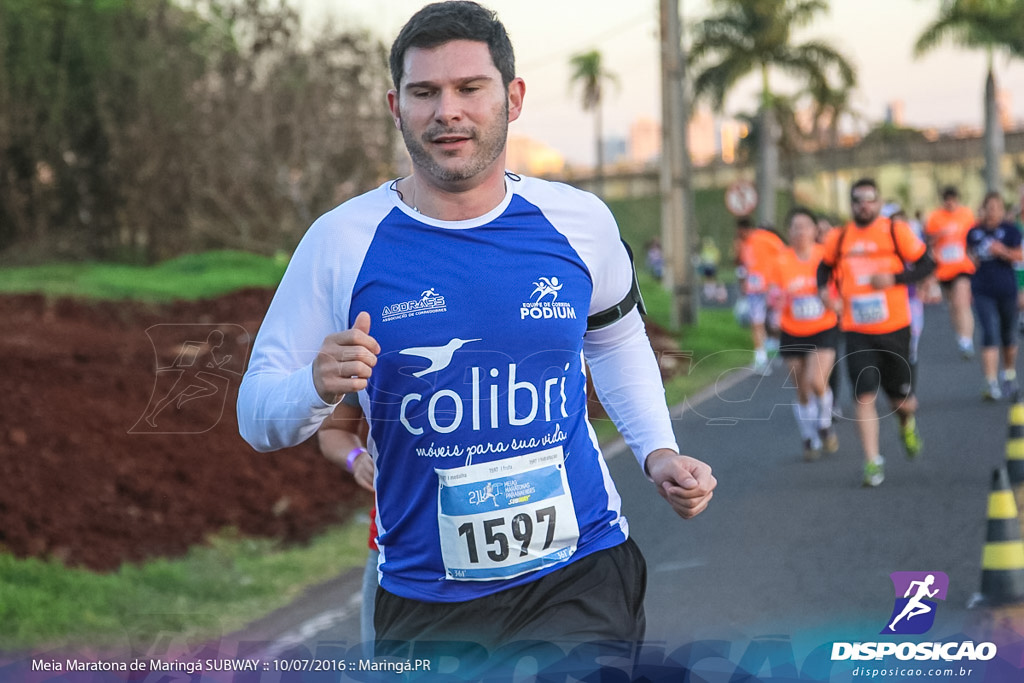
[817, 178, 936, 487]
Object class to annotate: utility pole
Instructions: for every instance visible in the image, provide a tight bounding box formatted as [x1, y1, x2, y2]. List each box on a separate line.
[659, 0, 698, 328]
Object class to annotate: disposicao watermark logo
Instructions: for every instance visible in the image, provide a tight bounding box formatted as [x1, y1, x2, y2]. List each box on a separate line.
[830, 571, 998, 663]
[882, 571, 948, 635]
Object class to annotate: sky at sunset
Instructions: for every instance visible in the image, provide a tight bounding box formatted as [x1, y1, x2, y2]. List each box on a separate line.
[290, 0, 1024, 165]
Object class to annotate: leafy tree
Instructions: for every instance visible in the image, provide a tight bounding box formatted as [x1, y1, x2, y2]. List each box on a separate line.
[914, 0, 1024, 193]
[689, 0, 855, 224]
[734, 95, 806, 220]
[0, 0, 394, 262]
[568, 49, 617, 196]
[806, 78, 859, 213]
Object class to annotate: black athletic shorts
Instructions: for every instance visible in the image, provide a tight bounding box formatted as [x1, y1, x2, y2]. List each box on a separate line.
[939, 272, 972, 288]
[779, 325, 839, 359]
[844, 326, 914, 400]
[374, 537, 647, 657]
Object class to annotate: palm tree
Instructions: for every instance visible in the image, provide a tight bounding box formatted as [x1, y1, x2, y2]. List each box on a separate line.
[689, 0, 855, 225]
[569, 50, 617, 196]
[806, 78, 859, 213]
[736, 95, 808, 207]
[915, 0, 1024, 193]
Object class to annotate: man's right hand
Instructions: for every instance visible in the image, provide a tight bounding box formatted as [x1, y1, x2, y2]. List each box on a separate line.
[312, 311, 380, 404]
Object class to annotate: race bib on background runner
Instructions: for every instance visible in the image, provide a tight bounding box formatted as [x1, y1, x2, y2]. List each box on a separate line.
[436, 447, 579, 581]
[851, 293, 889, 325]
[940, 244, 965, 263]
[790, 296, 825, 321]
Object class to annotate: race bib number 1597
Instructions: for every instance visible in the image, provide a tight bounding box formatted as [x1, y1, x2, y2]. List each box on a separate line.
[436, 447, 579, 581]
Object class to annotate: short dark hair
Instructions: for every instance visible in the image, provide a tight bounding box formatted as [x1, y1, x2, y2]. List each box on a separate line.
[942, 185, 959, 200]
[983, 190, 1004, 207]
[736, 216, 755, 230]
[851, 178, 877, 196]
[389, 1, 516, 90]
[786, 205, 817, 226]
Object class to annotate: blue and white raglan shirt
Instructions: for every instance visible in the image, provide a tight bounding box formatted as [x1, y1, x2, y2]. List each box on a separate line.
[238, 175, 679, 603]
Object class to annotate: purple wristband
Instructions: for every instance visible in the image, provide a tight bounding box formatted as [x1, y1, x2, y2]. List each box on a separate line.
[345, 447, 367, 473]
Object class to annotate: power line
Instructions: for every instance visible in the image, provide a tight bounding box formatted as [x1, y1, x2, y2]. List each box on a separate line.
[519, 11, 654, 73]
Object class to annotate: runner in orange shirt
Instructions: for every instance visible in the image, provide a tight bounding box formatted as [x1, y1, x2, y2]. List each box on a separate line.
[818, 178, 936, 487]
[735, 216, 786, 374]
[924, 186, 976, 358]
[768, 207, 840, 462]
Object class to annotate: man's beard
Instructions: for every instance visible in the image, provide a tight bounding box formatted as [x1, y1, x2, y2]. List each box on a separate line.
[853, 210, 877, 227]
[401, 102, 509, 184]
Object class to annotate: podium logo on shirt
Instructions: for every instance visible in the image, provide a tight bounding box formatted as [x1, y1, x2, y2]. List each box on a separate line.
[521, 276, 577, 321]
[382, 287, 448, 323]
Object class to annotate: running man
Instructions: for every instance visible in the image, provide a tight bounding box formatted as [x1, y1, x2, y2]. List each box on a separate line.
[143, 329, 232, 427]
[925, 186, 976, 358]
[887, 574, 939, 632]
[817, 179, 936, 487]
[238, 0, 715, 655]
[735, 216, 786, 374]
[768, 207, 840, 462]
[966, 191, 1023, 400]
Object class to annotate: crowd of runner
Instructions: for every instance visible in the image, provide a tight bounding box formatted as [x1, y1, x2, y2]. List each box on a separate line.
[735, 182, 1023, 486]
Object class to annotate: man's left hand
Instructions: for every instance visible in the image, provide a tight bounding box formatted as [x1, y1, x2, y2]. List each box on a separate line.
[644, 449, 716, 519]
[869, 273, 896, 289]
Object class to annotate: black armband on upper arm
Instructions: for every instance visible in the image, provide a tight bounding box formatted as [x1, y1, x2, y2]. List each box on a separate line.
[894, 250, 937, 285]
[587, 240, 647, 331]
[816, 261, 833, 289]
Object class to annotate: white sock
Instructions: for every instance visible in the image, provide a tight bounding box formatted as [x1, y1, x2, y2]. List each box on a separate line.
[755, 348, 767, 364]
[817, 389, 833, 430]
[793, 402, 819, 442]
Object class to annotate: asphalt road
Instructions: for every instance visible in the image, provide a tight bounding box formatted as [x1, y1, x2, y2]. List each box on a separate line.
[615, 299, 1009, 653]
[243, 299, 1018, 670]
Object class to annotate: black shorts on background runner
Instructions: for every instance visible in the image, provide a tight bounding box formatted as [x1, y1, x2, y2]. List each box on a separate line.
[779, 325, 839, 359]
[844, 326, 914, 399]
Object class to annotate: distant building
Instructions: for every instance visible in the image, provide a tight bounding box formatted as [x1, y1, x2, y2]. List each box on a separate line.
[628, 109, 733, 168]
[507, 135, 565, 176]
[629, 117, 661, 166]
[720, 119, 746, 164]
[689, 107, 717, 166]
[998, 87, 1014, 131]
[603, 136, 629, 166]
[886, 100, 905, 127]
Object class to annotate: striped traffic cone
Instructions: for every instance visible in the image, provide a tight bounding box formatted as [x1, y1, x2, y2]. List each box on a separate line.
[974, 466, 1024, 607]
[1008, 402, 1024, 486]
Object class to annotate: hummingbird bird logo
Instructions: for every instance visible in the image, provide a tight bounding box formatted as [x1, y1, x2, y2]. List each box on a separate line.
[398, 338, 481, 377]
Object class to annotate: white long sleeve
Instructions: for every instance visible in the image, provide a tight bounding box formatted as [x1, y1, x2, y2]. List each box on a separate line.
[583, 307, 679, 473]
[237, 196, 377, 452]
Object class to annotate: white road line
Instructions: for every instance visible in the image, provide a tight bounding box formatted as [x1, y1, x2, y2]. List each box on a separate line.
[260, 592, 362, 659]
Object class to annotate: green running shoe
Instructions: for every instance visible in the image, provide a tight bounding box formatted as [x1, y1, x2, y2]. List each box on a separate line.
[863, 457, 885, 487]
[900, 416, 922, 458]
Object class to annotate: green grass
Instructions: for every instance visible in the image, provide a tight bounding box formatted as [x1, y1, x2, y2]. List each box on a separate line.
[0, 522, 370, 651]
[589, 270, 750, 444]
[0, 250, 289, 301]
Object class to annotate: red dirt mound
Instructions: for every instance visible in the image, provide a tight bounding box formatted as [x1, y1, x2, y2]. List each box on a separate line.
[0, 289, 372, 571]
[0, 289, 683, 572]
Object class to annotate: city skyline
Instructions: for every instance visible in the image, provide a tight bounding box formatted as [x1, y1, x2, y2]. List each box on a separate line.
[291, 0, 1024, 166]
